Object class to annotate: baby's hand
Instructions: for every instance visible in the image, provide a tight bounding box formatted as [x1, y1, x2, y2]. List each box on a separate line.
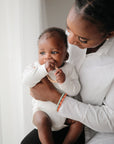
[55, 69, 65, 83]
[45, 59, 56, 72]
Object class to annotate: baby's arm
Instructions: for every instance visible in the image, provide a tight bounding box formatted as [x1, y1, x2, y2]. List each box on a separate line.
[58, 64, 81, 96]
[23, 62, 48, 87]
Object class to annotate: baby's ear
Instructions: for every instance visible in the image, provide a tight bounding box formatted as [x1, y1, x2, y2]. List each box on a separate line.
[64, 52, 69, 61]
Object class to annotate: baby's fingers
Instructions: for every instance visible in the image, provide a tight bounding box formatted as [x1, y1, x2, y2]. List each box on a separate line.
[54, 69, 63, 75]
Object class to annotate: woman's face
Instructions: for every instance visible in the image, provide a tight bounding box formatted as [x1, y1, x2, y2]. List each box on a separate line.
[66, 7, 107, 49]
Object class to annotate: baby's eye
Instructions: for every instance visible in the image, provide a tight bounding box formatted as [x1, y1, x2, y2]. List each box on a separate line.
[78, 36, 88, 44]
[51, 51, 58, 54]
[40, 52, 45, 55]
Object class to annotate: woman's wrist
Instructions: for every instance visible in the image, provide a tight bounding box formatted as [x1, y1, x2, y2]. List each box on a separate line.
[56, 93, 67, 111]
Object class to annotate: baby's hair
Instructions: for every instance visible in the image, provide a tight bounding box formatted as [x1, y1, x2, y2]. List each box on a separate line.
[75, 0, 114, 33]
[39, 27, 68, 49]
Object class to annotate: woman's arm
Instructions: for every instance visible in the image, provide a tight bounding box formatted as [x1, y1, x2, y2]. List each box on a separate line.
[59, 81, 114, 133]
[30, 77, 61, 103]
[31, 78, 114, 133]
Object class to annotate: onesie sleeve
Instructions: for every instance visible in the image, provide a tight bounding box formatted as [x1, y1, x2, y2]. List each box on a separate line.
[58, 80, 114, 132]
[22, 62, 48, 87]
[59, 63, 81, 96]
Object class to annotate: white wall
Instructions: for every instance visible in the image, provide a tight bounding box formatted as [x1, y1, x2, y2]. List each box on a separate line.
[0, 1, 74, 143]
[46, 0, 74, 29]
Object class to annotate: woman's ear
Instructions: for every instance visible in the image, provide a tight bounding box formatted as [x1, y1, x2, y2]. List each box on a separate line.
[106, 31, 114, 39]
[64, 52, 69, 61]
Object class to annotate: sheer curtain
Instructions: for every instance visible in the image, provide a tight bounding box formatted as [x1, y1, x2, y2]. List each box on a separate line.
[0, 0, 47, 144]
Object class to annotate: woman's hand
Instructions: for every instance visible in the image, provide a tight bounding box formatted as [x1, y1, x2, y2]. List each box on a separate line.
[30, 77, 61, 104]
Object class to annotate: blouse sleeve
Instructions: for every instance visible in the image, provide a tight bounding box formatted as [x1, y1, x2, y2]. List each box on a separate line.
[58, 81, 114, 132]
[22, 62, 48, 87]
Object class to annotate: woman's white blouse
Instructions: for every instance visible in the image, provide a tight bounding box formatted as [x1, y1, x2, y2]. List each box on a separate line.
[59, 37, 114, 133]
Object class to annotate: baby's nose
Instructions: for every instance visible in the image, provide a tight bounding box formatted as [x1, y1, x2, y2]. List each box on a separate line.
[45, 53, 51, 59]
[44, 53, 52, 62]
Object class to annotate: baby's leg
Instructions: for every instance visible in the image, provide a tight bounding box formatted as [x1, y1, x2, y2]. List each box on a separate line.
[33, 111, 54, 144]
[63, 118, 84, 144]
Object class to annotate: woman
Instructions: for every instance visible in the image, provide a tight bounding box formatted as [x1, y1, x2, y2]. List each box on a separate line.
[21, 0, 114, 143]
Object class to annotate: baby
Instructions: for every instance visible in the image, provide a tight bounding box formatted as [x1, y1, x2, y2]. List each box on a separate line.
[23, 27, 83, 144]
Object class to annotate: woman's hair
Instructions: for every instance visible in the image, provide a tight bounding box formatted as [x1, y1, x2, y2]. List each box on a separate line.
[39, 27, 68, 49]
[75, 0, 114, 33]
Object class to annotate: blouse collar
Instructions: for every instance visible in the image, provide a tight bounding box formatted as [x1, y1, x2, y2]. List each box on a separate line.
[86, 37, 114, 56]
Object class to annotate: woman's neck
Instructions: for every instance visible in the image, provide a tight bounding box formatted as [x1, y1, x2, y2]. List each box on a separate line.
[86, 40, 106, 54]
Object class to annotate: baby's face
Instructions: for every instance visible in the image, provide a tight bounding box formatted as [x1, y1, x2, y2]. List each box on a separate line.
[38, 36, 67, 68]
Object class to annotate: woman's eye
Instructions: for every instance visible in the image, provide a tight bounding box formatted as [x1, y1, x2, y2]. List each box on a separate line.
[40, 52, 45, 55]
[51, 51, 58, 54]
[78, 36, 88, 44]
